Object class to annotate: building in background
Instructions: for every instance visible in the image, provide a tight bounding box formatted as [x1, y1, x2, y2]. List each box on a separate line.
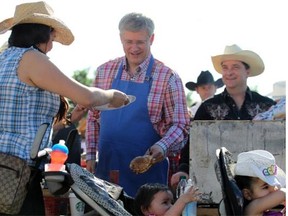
[268, 81, 286, 101]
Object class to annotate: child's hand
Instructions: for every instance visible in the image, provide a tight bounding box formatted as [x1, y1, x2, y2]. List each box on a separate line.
[181, 186, 201, 203]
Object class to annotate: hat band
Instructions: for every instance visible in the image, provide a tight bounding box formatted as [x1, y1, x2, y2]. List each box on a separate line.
[262, 164, 277, 176]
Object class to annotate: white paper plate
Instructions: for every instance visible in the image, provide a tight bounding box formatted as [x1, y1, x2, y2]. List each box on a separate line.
[93, 95, 136, 111]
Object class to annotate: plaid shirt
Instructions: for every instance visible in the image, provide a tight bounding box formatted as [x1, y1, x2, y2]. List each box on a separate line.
[86, 55, 190, 161]
[0, 47, 59, 166]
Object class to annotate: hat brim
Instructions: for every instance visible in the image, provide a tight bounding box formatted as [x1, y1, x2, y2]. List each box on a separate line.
[185, 78, 224, 91]
[0, 14, 74, 45]
[211, 50, 265, 77]
[252, 165, 286, 187]
[185, 82, 197, 91]
[215, 78, 224, 88]
[235, 161, 286, 188]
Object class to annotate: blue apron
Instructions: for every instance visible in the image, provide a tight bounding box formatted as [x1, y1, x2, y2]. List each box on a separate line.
[97, 56, 168, 197]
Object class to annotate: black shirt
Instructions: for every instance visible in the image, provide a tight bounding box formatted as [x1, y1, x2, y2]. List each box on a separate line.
[194, 88, 276, 120]
[177, 88, 276, 174]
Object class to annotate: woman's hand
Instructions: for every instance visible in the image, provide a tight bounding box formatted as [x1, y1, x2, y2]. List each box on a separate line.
[108, 89, 129, 108]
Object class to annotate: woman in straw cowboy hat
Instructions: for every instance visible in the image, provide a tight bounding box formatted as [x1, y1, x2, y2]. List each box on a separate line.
[0, 1, 128, 215]
[194, 44, 276, 120]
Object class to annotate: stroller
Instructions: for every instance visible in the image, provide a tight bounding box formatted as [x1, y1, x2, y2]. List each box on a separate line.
[214, 147, 244, 216]
[44, 164, 134, 216]
[33, 123, 135, 216]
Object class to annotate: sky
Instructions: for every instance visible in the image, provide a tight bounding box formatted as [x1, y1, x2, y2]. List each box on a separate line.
[1, 0, 287, 101]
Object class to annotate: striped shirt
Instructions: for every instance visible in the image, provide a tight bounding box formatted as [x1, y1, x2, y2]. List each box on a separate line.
[0, 47, 59, 166]
[86, 55, 190, 161]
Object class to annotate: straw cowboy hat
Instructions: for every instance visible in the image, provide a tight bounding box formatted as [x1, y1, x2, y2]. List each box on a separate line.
[185, 70, 224, 91]
[0, 1, 74, 45]
[211, 44, 264, 77]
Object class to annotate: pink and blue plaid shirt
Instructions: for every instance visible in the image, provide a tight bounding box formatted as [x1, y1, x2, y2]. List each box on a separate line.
[86, 55, 190, 161]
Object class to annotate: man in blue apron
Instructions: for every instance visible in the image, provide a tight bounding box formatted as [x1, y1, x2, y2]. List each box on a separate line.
[85, 12, 190, 197]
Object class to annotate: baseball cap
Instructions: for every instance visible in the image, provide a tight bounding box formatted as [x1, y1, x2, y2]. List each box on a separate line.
[234, 150, 286, 187]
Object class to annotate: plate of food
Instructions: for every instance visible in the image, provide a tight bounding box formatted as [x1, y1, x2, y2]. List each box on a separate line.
[93, 95, 136, 111]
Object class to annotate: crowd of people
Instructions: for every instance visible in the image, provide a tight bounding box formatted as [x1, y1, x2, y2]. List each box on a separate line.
[0, 1, 285, 216]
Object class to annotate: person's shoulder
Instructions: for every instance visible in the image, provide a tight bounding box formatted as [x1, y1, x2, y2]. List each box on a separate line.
[202, 92, 223, 104]
[250, 90, 276, 104]
[7, 46, 39, 58]
[23, 48, 47, 58]
[97, 56, 124, 69]
[153, 58, 176, 74]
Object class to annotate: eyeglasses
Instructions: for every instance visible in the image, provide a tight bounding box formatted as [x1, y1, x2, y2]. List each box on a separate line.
[122, 39, 149, 47]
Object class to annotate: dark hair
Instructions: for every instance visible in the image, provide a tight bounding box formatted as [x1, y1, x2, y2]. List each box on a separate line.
[134, 183, 171, 216]
[8, 23, 52, 51]
[234, 175, 255, 208]
[241, 61, 250, 70]
[54, 96, 70, 124]
[234, 175, 254, 190]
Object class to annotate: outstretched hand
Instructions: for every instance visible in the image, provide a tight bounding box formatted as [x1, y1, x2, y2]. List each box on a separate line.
[108, 89, 129, 108]
[145, 144, 165, 164]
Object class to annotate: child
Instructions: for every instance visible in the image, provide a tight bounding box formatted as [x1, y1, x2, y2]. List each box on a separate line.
[134, 183, 200, 216]
[234, 150, 286, 216]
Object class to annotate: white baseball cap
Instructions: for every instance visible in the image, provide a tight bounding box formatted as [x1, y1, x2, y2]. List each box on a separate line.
[234, 150, 286, 187]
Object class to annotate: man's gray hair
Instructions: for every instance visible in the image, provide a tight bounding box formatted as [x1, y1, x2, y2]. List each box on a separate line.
[118, 13, 154, 36]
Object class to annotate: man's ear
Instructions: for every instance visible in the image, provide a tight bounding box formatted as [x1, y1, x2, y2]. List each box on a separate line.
[242, 188, 252, 200]
[149, 34, 154, 45]
[246, 68, 250, 77]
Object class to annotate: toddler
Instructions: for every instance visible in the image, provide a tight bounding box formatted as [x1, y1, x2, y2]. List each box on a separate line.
[234, 150, 286, 216]
[134, 183, 200, 216]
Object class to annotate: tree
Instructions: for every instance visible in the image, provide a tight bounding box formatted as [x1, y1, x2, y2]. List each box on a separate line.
[186, 91, 196, 107]
[67, 68, 93, 111]
[72, 68, 93, 87]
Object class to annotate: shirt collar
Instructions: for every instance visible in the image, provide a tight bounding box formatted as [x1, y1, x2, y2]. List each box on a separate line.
[122, 54, 152, 74]
[222, 87, 253, 100]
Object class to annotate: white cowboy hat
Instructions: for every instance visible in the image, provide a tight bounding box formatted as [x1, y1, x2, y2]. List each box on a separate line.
[234, 150, 286, 188]
[211, 44, 264, 77]
[0, 1, 74, 45]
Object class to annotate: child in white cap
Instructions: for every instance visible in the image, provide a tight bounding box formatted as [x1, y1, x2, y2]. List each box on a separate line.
[234, 150, 286, 216]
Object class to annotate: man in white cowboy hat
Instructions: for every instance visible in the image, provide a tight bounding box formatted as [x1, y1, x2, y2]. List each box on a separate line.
[186, 70, 224, 119]
[171, 45, 278, 192]
[234, 150, 286, 215]
[194, 44, 276, 120]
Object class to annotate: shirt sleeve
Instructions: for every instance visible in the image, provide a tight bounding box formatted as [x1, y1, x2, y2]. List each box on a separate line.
[85, 109, 100, 161]
[153, 72, 190, 156]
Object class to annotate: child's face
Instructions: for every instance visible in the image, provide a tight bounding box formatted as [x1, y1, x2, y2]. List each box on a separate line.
[249, 178, 278, 200]
[144, 190, 174, 216]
